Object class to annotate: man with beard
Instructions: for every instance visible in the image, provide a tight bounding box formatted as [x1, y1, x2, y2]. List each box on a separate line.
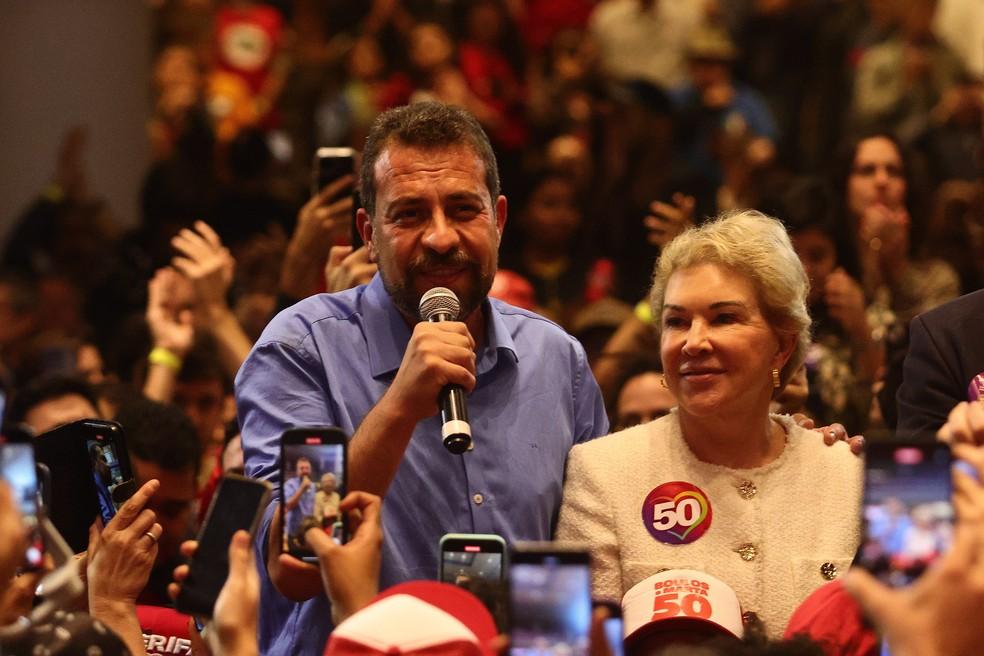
[236, 102, 608, 654]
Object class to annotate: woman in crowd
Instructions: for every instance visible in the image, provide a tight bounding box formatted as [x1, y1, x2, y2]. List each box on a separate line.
[557, 210, 861, 637]
[774, 178, 879, 434]
[832, 132, 959, 332]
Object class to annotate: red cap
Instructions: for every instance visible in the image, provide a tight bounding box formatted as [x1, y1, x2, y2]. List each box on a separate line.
[324, 581, 498, 656]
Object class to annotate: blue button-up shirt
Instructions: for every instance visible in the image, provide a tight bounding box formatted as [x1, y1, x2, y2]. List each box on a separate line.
[282, 475, 315, 540]
[236, 275, 608, 655]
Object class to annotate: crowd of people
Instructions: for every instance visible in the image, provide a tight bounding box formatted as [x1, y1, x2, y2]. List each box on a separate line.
[2, 0, 984, 654]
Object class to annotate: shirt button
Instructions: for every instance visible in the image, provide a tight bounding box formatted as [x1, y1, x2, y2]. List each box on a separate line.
[472, 493, 484, 505]
[820, 562, 839, 580]
[735, 543, 758, 561]
[737, 480, 757, 499]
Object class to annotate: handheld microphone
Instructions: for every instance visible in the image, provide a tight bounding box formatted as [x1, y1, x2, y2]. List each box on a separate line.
[419, 287, 472, 454]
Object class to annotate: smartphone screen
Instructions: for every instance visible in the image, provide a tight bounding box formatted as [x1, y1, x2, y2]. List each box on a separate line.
[0, 438, 44, 570]
[176, 474, 271, 618]
[440, 534, 507, 630]
[858, 440, 953, 587]
[604, 615, 624, 656]
[85, 432, 130, 525]
[280, 427, 348, 560]
[509, 547, 592, 656]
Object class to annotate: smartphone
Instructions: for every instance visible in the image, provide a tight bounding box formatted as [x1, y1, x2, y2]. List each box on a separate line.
[34, 419, 136, 552]
[312, 147, 363, 249]
[440, 533, 507, 629]
[858, 439, 953, 588]
[280, 426, 348, 561]
[594, 601, 624, 656]
[0, 435, 45, 570]
[509, 543, 593, 656]
[176, 474, 271, 618]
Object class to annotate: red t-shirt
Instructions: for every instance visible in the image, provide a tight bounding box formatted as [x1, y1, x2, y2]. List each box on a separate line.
[784, 581, 879, 655]
[138, 605, 196, 655]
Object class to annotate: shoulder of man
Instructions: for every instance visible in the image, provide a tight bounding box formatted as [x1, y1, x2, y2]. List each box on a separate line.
[488, 297, 585, 350]
[254, 286, 369, 350]
[914, 287, 984, 333]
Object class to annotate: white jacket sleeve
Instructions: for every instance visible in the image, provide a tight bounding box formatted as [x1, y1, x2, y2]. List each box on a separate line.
[555, 442, 623, 602]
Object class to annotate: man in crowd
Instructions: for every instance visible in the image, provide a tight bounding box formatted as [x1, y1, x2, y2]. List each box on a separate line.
[283, 456, 315, 549]
[114, 395, 201, 605]
[236, 101, 608, 654]
[112, 395, 202, 654]
[897, 288, 984, 434]
[6, 375, 101, 434]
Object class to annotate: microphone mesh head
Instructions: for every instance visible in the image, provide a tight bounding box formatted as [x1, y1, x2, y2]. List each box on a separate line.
[419, 287, 461, 320]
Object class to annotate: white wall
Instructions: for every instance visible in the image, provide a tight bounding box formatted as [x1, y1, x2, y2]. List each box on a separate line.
[0, 1, 151, 245]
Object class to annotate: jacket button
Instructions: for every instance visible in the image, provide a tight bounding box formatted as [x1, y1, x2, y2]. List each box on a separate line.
[737, 480, 757, 499]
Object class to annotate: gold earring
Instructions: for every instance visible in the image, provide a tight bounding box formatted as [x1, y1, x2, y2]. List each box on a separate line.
[659, 375, 669, 389]
[771, 368, 781, 389]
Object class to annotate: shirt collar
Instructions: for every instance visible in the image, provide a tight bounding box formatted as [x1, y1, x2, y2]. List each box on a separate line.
[362, 274, 519, 379]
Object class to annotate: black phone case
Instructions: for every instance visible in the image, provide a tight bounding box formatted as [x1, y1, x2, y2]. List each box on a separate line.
[176, 475, 270, 618]
[34, 419, 134, 553]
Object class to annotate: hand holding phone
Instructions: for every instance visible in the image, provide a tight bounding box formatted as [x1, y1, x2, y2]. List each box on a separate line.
[175, 474, 271, 618]
[170, 530, 259, 655]
[283, 169, 357, 299]
[302, 491, 383, 624]
[311, 147, 361, 248]
[87, 478, 164, 608]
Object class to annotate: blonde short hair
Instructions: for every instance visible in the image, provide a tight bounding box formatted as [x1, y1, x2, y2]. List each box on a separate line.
[649, 209, 811, 390]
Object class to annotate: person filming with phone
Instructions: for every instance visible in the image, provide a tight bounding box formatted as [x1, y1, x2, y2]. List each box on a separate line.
[558, 210, 862, 637]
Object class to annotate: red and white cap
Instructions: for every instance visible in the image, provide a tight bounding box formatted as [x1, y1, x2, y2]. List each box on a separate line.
[621, 569, 744, 647]
[324, 581, 498, 656]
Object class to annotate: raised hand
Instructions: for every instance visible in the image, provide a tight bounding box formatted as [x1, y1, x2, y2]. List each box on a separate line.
[171, 220, 235, 318]
[324, 245, 377, 293]
[644, 193, 695, 248]
[824, 268, 869, 341]
[87, 479, 162, 609]
[146, 267, 195, 358]
[281, 175, 355, 299]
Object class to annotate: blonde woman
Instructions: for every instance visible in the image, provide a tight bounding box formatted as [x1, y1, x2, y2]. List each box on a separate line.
[557, 210, 861, 637]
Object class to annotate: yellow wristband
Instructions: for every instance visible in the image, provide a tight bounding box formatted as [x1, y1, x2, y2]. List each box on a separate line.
[148, 347, 183, 372]
[42, 183, 64, 203]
